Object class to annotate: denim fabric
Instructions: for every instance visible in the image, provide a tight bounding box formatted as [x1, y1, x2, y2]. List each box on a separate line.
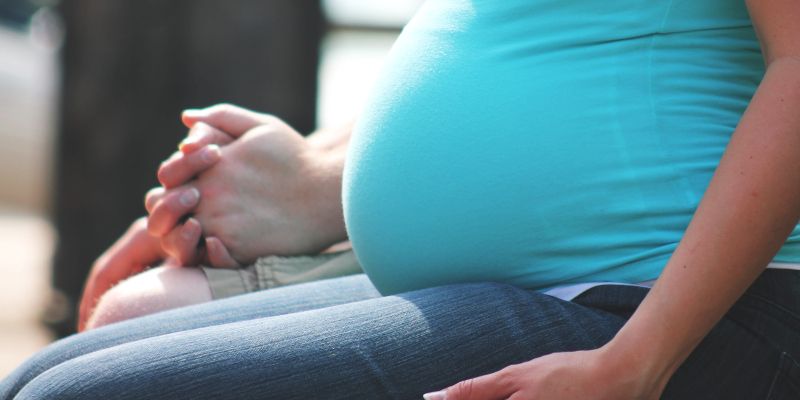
[3, 271, 799, 399]
[663, 269, 800, 399]
[0, 275, 382, 399]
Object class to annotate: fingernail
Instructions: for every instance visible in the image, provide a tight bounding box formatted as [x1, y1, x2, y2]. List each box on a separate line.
[423, 391, 446, 400]
[201, 144, 221, 163]
[183, 109, 205, 118]
[178, 136, 196, 151]
[180, 188, 200, 207]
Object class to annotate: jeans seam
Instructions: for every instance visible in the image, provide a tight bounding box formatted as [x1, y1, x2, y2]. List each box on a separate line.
[722, 295, 796, 363]
[766, 352, 800, 399]
[746, 292, 800, 327]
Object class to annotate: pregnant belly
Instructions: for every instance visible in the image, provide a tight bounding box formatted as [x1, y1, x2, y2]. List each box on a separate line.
[342, 0, 758, 294]
[344, 64, 681, 294]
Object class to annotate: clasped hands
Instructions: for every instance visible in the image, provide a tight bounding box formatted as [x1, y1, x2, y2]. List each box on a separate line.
[145, 104, 346, 268]
[77, 104, 346, 331]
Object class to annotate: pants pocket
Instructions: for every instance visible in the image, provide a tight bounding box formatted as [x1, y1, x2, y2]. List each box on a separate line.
[766, 352, 800, 400]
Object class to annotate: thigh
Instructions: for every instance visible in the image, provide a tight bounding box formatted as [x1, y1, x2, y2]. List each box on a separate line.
[0, 274, 380, 399]
[15, 283, 631, 400]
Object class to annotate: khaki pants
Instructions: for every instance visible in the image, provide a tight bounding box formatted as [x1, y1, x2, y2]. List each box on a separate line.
[200, 250, 362, 299]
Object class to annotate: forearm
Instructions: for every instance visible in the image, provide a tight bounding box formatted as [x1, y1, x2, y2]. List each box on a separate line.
[306, 120, 354, 153]
[304, 121, 354, 244]
[603, 58, 800, 389]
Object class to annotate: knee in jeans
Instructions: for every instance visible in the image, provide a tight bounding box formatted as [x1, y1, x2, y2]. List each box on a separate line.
[453, 281, 529, 297]
[86, 266, 212, 330]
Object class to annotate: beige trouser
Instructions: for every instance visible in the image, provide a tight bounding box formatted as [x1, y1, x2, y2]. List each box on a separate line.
[200, 250, 363, 299]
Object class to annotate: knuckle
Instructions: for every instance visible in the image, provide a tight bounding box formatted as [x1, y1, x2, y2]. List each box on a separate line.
[245, 124, 272, 137]
[498, 365, 516, 377]
[185, 124, 210, 144]
[450, 380, 476, 399]
[261, 113, 278, 125]
[156, 168, 172, 187]
[161, 169, 185, 190]
[192, 149, 212, 167]
[150, 203, 179, 231]
[166, 193, 187, 214]
[192, 121, 211, 132]
[213, 130, 233, 145]
[174, 162, 197, 180]
[196, 183, 219, 202]
[496, 366, 517, 386]
[214, 103, 236, 118]
[149, 203, 168, 221]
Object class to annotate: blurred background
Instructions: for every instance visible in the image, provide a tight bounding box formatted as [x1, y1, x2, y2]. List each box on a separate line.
[0, 0, 422, 377]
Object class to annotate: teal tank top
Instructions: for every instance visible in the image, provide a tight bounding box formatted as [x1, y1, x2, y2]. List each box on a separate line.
[342, 0, 800, 295]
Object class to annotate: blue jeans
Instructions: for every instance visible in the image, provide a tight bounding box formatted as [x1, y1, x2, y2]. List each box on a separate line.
[2, 271, 799, 399]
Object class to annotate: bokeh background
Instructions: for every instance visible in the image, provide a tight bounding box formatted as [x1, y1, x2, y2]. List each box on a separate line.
[0, 0, 422, 377]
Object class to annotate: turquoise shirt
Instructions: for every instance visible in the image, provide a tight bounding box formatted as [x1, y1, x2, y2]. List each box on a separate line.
[343, 0, 800, 295]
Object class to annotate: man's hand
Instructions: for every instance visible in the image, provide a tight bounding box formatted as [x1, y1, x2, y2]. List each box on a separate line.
[145, 105, 277, 266]
[146, 104, 348, 267]
[77, 217, 171, 331]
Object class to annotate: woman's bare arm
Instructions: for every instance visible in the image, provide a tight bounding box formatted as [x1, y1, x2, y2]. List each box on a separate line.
[604, 0, 800, 390]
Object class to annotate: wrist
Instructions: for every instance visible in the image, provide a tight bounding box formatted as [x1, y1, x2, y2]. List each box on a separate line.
[305, 149, 348, 246]
[305, 132, 330, 151]
[305, 121, 354, 152]
[598, 330, 677, 397]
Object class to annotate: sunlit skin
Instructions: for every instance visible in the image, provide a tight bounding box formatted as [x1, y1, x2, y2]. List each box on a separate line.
[80, 0, 799, 397]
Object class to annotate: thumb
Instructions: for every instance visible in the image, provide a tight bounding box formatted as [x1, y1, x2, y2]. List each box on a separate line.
[182, 103, 273, 138]
[426, 371, 513, 400]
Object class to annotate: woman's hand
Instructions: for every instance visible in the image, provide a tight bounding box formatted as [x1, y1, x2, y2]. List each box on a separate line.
[427, 347, 666, 400]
